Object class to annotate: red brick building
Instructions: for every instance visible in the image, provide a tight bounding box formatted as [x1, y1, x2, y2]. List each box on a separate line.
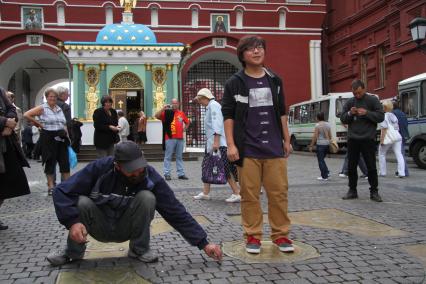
[0, 0, 326, 109]
[323, 0, 426, 99]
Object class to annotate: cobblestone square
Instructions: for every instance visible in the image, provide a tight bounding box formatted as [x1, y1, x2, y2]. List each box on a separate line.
[0, 153, 425, 283]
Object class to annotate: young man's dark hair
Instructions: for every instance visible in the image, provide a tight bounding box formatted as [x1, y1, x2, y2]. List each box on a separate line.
[237, 35, 266, 68]
[117, 110, 124, 117]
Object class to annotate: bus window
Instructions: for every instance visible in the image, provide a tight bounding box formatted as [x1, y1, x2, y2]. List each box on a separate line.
[320, 100, 330, 121]
[289, 110, 294, 124]
[421, 81, 426, 117]
[301, 104, 309, 123]
[401, 90, 418, 118]
[336, 98, 349, 118]
[309, 103, 320, 122]
[294, 106, 301, 124]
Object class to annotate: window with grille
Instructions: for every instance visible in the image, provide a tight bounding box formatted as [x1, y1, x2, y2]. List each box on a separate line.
[182, 59, 238, 148]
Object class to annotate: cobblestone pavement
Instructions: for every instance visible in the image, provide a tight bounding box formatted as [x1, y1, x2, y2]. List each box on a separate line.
[0, 152, 425, 284]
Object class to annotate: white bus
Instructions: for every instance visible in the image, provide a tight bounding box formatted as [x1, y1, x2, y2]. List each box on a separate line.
[398, 73, 426, 169]
[288, 92, 354, 151]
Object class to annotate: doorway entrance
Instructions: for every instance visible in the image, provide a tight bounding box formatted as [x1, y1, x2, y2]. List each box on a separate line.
[109, 71, 144, 140]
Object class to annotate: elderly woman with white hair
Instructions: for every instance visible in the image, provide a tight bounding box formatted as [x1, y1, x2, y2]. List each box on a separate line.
[378, 100, 405, 178]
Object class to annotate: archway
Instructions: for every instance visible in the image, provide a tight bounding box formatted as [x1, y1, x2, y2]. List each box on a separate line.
[0, 48, 68, 111]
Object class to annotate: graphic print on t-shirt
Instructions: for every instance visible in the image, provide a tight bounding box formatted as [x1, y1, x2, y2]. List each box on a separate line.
[244, 75, 284, 158]
[249, 87, 273, 108]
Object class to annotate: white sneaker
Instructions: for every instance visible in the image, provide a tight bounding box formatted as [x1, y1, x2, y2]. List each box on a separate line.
[193, 192, 210, 200]
[338, 173, 347, 178]
[225, 194, 241, 203]
[317, 177, 328, 181]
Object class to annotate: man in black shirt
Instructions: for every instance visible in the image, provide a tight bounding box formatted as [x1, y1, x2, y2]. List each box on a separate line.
[340, 79, 384, 202]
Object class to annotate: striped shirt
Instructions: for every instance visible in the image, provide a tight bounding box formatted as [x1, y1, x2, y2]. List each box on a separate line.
[39, 103, 66, 131]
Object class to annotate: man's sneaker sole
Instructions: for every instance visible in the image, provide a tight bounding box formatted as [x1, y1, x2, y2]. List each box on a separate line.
[276, 245, 295, 253]
[246, 247, 261, 254]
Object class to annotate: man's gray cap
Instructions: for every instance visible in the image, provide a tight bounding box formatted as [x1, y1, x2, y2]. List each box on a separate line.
[114, 141, 148, 172]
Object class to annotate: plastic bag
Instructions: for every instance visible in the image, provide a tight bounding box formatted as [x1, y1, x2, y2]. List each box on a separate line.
[68, 146, 77, 169]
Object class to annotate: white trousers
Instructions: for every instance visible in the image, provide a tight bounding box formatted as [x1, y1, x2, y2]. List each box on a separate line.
[378, 141, 405, 176]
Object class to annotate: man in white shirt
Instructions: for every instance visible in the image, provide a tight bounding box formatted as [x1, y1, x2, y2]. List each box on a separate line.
[117, 111, 130, 142]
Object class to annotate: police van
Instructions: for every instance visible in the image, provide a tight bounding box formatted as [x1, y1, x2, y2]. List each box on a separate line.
[398, 73, 426, 169]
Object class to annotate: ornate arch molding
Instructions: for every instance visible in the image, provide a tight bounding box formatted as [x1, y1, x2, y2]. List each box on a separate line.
[109, 71, 143, 89]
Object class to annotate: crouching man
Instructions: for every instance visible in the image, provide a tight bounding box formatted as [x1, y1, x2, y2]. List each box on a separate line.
[47, 141, 222, 266]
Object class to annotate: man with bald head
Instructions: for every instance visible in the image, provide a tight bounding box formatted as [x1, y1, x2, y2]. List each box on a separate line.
[155, 98, 190, 180]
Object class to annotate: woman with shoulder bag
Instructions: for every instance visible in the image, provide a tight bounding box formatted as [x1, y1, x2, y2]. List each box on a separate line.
[24, 88, 70, 196]
[378, 100, 405, 178]
[192, 88, 241, 203]
[0, 87, 31, 230]
[308, 112, 332, 181]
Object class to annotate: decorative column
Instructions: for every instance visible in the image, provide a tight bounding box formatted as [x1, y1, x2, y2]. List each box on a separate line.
[309, 40, 322, 100]
[166, 63, 174, 102]
[77, 63, 85, 118]
[99, 63, 107, 97]
[145, 63, 153, 117]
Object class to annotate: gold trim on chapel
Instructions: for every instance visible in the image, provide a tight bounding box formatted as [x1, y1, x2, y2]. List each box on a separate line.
[109, 71, 143, 90]
[120, 0, 137, 13]
[153, 67, 167, 111]
[85, 67, 100, 120]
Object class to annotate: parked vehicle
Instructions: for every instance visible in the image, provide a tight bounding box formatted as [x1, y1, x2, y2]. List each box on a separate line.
[288, 92, 354, 150]
[398, 73, 426, 169]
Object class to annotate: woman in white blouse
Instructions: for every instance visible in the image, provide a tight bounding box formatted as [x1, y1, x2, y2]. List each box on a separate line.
[378, 100, 405, 178]
[24, 88, 70, 195]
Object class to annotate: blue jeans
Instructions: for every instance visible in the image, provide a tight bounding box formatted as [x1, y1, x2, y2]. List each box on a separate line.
[316, 145, 329, 179]
[163, 139, 185, 177]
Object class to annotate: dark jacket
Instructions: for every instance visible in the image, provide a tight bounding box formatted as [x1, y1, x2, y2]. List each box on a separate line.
[93, 107, 119, 149]
[0, 88, 17, 132]
[57, 99, 71, 124]
[53, 157, 209, 249]
[340, 93, 384, 140]
[57, 99, 71, 136]
[221, 69, 286, 166]
[392, 108, 409, 139]
[0, 87, 30, 199]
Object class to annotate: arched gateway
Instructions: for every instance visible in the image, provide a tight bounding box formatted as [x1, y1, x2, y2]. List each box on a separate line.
[183, 59, 239, 149]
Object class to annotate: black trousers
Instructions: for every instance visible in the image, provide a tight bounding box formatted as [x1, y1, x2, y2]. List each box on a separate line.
[347, 138, 378, 192]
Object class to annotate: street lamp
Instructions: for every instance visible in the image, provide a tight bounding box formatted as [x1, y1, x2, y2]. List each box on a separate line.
[408, 17, 426, 53]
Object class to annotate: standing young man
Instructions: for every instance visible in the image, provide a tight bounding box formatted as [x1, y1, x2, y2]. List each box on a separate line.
[221, 35, 294, 254]
[340, 79, 384, 202]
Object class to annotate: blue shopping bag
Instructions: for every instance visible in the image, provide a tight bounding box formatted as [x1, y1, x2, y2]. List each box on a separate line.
[68, 146, 77, 169]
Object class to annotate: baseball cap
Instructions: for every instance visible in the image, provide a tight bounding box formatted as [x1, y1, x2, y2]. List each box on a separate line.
[194, 88, 215, 101]
[113, 141, 148, 172]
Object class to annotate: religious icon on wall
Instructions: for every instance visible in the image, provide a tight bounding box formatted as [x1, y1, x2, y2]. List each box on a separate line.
[211, 14, 229, 33]
[153, 68, 166, 86]
[22, 7, 43, 30]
